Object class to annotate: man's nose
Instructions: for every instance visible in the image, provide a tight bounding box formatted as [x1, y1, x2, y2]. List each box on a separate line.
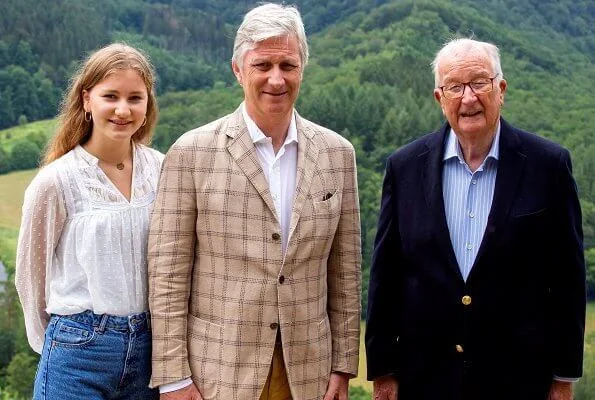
[461, 84, 478, 103]
[268, 66, 284, 87]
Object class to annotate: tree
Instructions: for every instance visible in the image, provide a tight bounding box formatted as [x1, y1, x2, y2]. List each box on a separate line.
[0, 147, 10, 174]
[4, 352, 37, 399]
[0, 86, 15, 129]
[349, 385, 371, 400]
[0, 331, 15, 372]
[3, 66, 41, 123]
[33, 69, 60, 120]
[8, 139, 40, 170]
[0, 40, 8, 68]
[13, 41, 36, 73]
[25, 131, 48, 152]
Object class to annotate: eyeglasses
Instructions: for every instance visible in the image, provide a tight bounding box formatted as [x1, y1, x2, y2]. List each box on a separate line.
[439, 74, 499, 99]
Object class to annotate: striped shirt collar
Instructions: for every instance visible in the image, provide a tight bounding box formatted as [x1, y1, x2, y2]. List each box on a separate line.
[443, 121, 501, 164]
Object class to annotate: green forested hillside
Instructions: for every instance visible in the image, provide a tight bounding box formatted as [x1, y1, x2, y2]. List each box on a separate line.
[0, 0, 394, 129]
[1, 0, 594, 398]
[153, 0, 595, 286]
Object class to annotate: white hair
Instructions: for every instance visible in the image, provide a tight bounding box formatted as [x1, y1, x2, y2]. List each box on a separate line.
[232, 3, 309, 68]
[431, 38, 503, 87]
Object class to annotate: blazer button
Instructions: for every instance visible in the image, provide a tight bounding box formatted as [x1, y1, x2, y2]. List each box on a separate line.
[278, 275, 285, 284]
[455, 344, 464, 353]
[272, 232, 281, 241]
[461, 295, 472, 306]
[270, 322, 278, 330]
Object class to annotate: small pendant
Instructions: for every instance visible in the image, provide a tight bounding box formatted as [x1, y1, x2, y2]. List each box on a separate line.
[116, 162, 125, 170]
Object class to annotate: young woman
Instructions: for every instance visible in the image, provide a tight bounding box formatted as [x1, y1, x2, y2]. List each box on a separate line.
[16, 43, 162, 399]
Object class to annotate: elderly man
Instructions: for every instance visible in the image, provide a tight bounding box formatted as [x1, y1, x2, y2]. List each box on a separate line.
[366, 38, 585, 400]
[149, 3, 361, 400]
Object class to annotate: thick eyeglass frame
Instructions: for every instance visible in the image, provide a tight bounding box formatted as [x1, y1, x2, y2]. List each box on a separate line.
[439, 74, 500, 99]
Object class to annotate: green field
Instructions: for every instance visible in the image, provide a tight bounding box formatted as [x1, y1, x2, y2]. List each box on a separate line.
[353, 323, 372, 390]
[0, 120, 55, 153]
[0, 169, 37, 230]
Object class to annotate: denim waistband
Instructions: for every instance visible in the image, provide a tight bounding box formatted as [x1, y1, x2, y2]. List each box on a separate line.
[57, 310, 151, 333]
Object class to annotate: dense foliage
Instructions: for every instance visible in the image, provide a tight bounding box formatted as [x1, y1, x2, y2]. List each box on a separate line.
[0, 0, 594, 396]
[0, 0, 394, 129]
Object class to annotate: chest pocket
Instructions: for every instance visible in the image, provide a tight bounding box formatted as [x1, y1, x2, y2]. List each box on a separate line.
[310, 190, 342, 244]
[312, 189, 341, 217]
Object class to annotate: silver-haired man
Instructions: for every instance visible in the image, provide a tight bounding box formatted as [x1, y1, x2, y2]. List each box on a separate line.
[366, 38, 585, 400]
[149, 3, 362, 400]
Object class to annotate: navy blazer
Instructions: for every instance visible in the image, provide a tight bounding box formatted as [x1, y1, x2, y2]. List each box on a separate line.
[365, 119, 585, 400]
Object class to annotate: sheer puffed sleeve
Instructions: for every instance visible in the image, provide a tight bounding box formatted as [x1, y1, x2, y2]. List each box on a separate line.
[15, 168, 66, 354]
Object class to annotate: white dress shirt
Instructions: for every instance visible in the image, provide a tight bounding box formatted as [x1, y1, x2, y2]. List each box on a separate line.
[242, 103, 298, 254]
[15, 143, 163, 353]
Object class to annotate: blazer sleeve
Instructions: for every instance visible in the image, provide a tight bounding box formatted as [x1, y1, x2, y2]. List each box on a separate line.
[365, 157, 403, 380]
[327, 144, 362, 376]
[549, 149, 586, 378]
[148, 143, 198, 387]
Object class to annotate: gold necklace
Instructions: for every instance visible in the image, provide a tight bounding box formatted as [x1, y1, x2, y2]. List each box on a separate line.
[83, 143, 130, 171]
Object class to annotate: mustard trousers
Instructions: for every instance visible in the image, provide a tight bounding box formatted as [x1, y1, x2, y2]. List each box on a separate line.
[259, 341, 292, 400]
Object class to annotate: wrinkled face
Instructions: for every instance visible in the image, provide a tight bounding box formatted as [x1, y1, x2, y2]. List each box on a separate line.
[83, 69, 148, 143]
[433, 52, 506, 141]
[232, 35, 302, 126]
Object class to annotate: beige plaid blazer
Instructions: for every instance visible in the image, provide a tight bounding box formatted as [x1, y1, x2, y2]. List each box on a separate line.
[148, 107, 361, 400]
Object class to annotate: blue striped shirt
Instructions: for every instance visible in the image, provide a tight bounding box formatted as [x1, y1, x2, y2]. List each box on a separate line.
[442, 125, 500, 281]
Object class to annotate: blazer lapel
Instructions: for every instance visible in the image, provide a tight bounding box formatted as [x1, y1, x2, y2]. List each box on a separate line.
[225, 108, 279, 222]
[472, 119, 526, 271]
[423, 123, 465, 281]
[288, 114, 319, 243]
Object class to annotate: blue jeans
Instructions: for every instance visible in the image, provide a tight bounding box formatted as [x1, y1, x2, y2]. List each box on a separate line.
[33, 310, 158, 400]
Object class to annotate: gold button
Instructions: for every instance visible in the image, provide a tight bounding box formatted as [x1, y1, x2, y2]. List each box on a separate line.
[461, 295, 472, 306]
[455, 344, 464, 353]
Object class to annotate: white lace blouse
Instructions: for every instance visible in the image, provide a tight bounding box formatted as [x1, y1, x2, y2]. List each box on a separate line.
[15, 144, 164, 353]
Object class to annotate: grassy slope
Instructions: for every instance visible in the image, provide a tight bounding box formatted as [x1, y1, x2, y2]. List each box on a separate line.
[0, 120, 55, 152]
[0, 169, 37, 267]
[588, 303, 595, 334]
[352, 321, 372, 390]
[0, 169, 37, 230]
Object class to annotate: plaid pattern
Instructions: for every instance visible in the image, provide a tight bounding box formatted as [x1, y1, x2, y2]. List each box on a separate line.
[148, 107, 361, 400]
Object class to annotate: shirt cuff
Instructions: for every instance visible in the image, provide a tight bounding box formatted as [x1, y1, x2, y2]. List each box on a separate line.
[159, 378, 193, 393]
[553, 376, 579, 383]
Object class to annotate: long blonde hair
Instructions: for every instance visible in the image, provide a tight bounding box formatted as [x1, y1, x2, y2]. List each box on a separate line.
[43, 43, 158, 164]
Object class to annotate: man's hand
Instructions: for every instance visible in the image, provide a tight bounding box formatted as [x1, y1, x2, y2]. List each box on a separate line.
[160, 383, 203, 400]
[548, 380, 573, 400]
[373, 375, 398, 400]
[323, 372, 349, 400]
